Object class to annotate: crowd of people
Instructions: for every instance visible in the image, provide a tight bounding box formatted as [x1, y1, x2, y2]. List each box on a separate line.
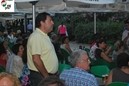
[0, 12, 128, 86]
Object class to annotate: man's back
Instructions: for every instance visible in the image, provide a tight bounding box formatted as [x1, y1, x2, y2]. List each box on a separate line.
[60, 67, 98, 86]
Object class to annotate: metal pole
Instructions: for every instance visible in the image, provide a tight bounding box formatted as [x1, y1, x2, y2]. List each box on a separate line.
[30, 1, 38, 31]
[125, 4, 127, 11]
[94, 12, 96, 34]
[24, 13, 27, 33]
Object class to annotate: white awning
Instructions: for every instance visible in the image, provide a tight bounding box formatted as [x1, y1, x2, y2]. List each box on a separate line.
[67, 0, 115, 4]
[15, 0, 38, 2]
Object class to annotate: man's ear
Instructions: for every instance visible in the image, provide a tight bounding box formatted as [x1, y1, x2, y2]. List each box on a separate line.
[40, 21, 43, 25]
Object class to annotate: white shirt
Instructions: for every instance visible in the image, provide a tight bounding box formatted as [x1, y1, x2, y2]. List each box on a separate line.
[122, 29, 129, 46]
[90, 43, 98, 59]
[6, 53, 24, 77]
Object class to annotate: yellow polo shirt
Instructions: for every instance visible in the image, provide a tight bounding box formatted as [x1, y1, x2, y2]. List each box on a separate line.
[27, 28, 58, 73]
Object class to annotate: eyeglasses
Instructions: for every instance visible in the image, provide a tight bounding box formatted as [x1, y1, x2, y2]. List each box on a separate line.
[80, 58, 91, 63]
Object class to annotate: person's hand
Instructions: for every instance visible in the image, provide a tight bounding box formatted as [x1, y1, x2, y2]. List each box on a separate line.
[106, 46, 112, 51]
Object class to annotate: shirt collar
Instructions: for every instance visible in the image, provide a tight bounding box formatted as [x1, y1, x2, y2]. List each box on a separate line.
[75, 67, 87, 72]
[36, 28, 47, 36]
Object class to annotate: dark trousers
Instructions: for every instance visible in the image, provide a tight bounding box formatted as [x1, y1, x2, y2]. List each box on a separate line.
[29, 70, 44, 86]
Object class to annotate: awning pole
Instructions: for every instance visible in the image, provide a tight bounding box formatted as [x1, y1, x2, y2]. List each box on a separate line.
[30, 1, 38, 31]
[94, 12, 96, 34]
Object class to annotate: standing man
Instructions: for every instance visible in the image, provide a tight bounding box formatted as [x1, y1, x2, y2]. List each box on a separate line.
[122, 19, 129, 50]
[27, 12, 58, 86]
[60, 50, 98, 86]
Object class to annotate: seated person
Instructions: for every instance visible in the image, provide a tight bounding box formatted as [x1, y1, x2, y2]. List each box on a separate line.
[50, 33, 61, 55]
[0, 72, 21, 86]
[38, 76, 65, 86]
[106, 53, 129, 85]
[90, 43, 98, 60]
[6, 43, 24, 78]
[60, 36, 72, 54]
[112, 40, 125, 61]
[95, 39, 112, 63]
[60, 50, 98, 86]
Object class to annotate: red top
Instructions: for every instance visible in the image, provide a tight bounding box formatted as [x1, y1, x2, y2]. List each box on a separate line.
[58, 25, 67, 34]
[0, 53, 7, 68]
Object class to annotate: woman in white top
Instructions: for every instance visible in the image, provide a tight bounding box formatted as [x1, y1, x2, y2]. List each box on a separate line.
[6, 43, 24, 78]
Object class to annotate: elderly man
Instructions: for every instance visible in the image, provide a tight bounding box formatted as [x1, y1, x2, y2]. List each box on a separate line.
[60, 49, 98, 86]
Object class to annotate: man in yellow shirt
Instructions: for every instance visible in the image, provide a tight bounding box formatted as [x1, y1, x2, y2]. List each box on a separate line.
[27, 12, 58, 86]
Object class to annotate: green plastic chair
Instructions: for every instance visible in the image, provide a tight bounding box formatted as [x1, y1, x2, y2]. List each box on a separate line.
[84, 48, 90, 53]
[58, 63, 71, 73]
[60, 48, 70, 64]
[108, 82, 128, 86]
[90, 65, 110, 78]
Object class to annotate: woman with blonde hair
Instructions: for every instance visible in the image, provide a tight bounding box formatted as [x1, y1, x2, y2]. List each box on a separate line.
[0, 72, 21, 86]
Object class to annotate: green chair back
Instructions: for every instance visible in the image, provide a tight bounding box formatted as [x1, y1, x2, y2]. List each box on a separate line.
[90, 65, 110, 78]
[60, 48, 70, 64]
[84, 48, 90, 53]
[58, 63, 71, 73]
[60, 48, 70, 57]
[108, 82, 128, 86]
[58, 49, 71, 73]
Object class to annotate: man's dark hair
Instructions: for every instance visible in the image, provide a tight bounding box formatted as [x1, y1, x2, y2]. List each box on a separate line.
[38, 76, 65, 86]
[117, 53, 129, 68]
[35, 12, 51, 28]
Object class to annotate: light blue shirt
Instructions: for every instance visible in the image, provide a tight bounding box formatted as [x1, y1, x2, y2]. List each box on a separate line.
[60, 67, 98, 86]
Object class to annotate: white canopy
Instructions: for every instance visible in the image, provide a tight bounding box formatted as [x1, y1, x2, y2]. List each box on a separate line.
[67, 0, 115, 4]
[1, 0, 129, 33]
[15, 0, 66, 13]
[14, 0, 129, 13]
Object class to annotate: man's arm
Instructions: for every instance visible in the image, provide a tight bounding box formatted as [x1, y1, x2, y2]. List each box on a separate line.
[32, 54, 49, 78]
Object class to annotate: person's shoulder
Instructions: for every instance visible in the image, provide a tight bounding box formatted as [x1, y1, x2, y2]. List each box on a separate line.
[60, 68, 76, 75]
[82, 70, 96, 78]
[60, 69, 70, 74]
[30, 30, 41, 37]
[13, 55, 21, 61]
[28, 32, 38, 42]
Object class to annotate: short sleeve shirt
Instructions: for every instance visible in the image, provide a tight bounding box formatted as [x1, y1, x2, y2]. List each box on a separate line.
[27, 28, 58, 73]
